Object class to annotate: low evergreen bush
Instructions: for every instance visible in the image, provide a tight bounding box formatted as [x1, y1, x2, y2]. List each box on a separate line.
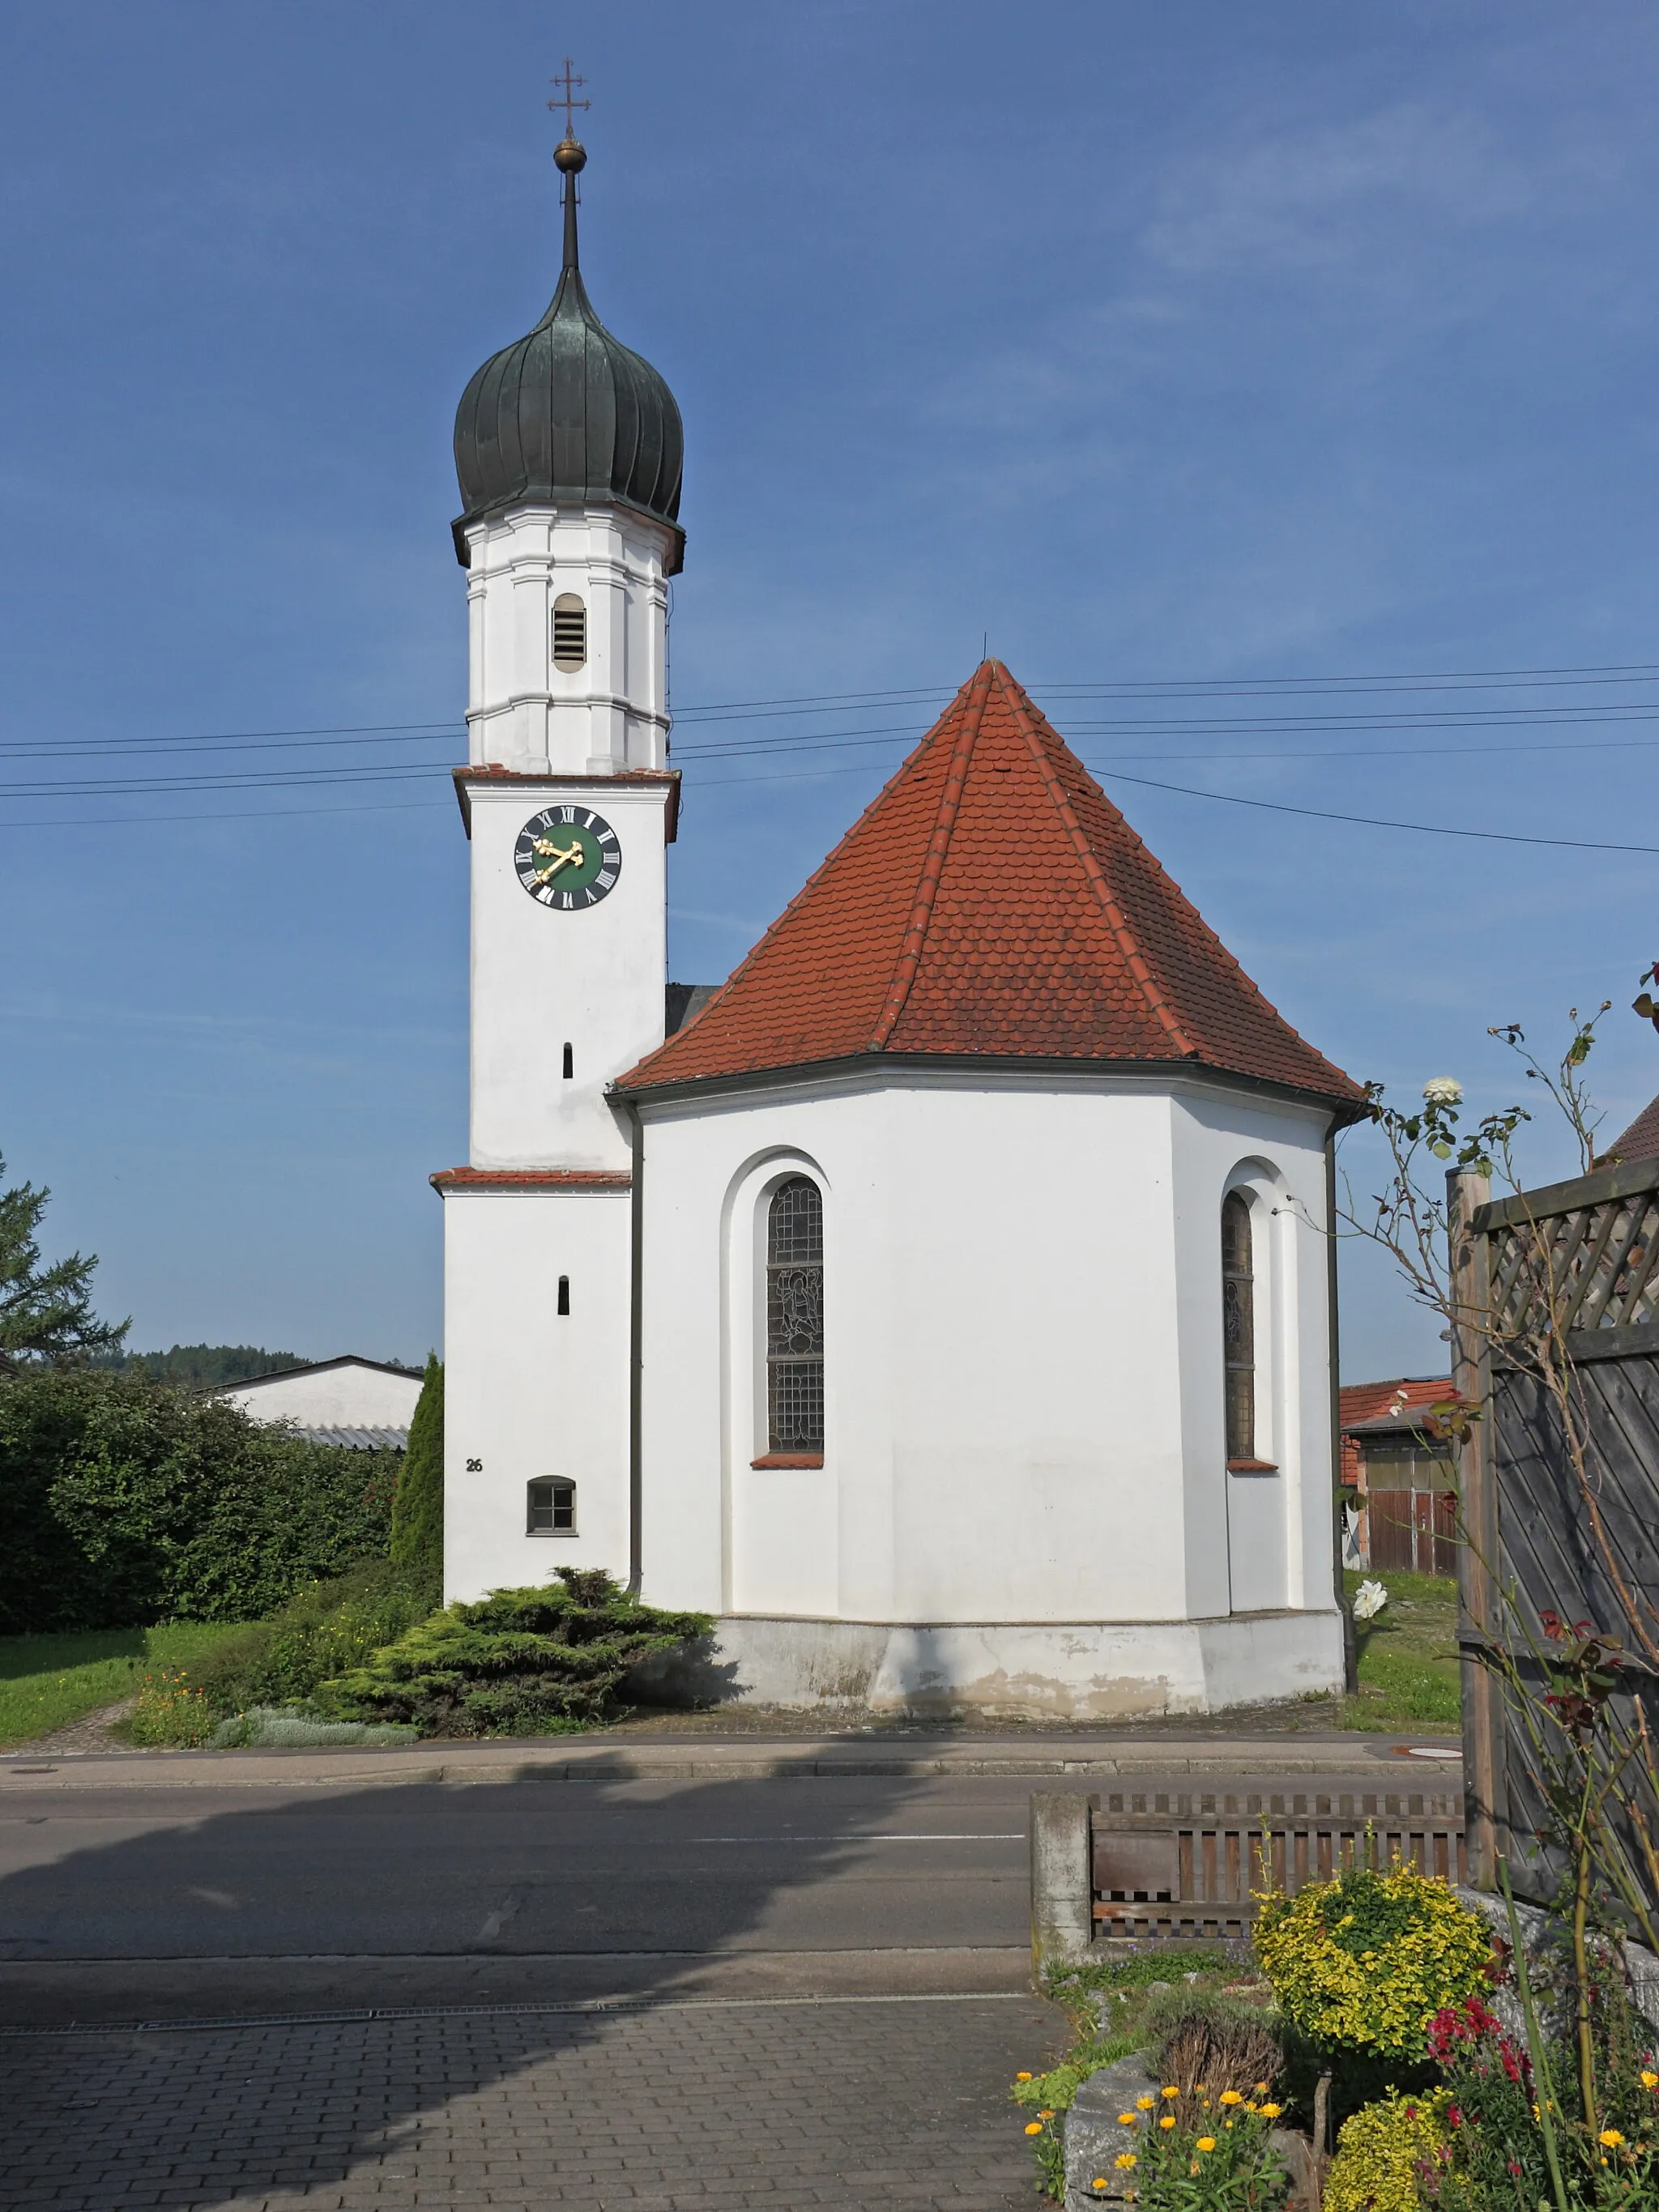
[317, 1569, 714, 1737]
[190, 1558, 441, 1715]
[0, 1365, 399, 1630]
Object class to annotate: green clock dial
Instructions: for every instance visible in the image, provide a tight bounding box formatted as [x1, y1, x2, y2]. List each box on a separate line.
[514, 807, 624, 910]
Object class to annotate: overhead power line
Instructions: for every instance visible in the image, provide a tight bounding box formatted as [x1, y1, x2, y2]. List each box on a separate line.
[1093, 768, 1659, 856]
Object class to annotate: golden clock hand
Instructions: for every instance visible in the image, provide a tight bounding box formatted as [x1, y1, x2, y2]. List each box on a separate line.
[534, 841, 584, 882]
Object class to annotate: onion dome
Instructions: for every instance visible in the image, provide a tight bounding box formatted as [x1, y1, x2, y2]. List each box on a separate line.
[452, 138, 684, 568]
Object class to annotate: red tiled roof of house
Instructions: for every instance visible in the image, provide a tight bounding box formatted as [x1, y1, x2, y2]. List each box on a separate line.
[1603, 1092, 1659, 1164]
[1338, 1377, 1452, 1489]
[621, 661, 1363, 1100]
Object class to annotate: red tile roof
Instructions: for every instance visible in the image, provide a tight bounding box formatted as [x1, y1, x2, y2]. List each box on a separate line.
[621, 662, 1363, 1102]
[431, 1167, 632, 1191]
[1338, 1377, 1452, 1489]
[1603, 1092, 1659, 1164]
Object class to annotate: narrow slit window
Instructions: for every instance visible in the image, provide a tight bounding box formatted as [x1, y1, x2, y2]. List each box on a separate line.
[527, 1477, 576, 1534]
[766, 1177, 824, 1455]
[557, 1275, 570, 1316]
[552, 594, 586, 671]
[562, 1042, 574, 1080]
[1222, 1191, 1256, 1464]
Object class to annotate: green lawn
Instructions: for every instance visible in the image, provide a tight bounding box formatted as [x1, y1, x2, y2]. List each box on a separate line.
[1341, 1566, 1462, 1733]
[0, 1623, 254, 1750]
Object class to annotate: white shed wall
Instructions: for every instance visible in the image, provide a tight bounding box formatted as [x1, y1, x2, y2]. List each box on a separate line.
[223, 1363, 423, 1430]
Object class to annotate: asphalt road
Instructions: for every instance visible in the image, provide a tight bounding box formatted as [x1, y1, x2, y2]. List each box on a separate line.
[0, 1756, 1436, 2025]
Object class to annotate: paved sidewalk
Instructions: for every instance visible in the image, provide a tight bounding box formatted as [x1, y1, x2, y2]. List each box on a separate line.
[0, 1728, 1461, 1792]
[6, 1993, 1061, 2211]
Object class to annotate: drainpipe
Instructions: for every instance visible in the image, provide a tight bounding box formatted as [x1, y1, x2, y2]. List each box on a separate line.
[1326, 1128, 1358, 1692]
[625, 1098, 645, 1596]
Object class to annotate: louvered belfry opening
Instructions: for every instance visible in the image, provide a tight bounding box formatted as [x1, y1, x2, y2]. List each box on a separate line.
[552, 594, 587, 671]
[1222, 1192, 1256, 1462]
[766, 1177, 824, 1454]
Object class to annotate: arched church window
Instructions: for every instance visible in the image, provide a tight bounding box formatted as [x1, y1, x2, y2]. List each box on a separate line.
[552, 594, 587, 671]
[527, 1477, 576, 1534]
[766, 1177, 824, 1456]
[1222, 1192, 1256, 1464]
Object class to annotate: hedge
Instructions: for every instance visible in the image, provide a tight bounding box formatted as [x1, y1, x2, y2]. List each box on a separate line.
[0, 1365, 399, 1632]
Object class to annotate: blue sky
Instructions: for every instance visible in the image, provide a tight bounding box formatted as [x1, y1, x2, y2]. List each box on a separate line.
[2, 1, 1657, 1375]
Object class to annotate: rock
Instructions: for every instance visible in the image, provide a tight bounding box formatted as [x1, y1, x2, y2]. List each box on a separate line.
[1455, 1887, 1659, 2038]
[1063, 2056, 1160, 2206]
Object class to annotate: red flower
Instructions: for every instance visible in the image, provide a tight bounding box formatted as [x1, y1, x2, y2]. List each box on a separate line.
[1447, 2105, 1463, 2129]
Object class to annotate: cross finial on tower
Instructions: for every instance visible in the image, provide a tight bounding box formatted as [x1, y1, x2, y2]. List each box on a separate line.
[548, 58, 590, 143]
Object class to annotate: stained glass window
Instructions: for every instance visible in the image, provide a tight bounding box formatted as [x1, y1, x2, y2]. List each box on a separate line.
[767, 1176, 824, 1454]
[1222, 1191, 1255, 1463]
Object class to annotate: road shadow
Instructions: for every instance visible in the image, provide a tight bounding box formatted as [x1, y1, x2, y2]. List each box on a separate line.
[0, 1745, 1060, 2212]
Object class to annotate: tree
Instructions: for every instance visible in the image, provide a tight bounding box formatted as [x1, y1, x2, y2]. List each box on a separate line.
[390, 1353, 443, 1570]
[0, 1152, 127, 1367]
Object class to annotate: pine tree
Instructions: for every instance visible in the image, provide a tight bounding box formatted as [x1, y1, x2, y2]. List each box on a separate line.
[0, 1151, 127, 1367]
[390, 1353, 444, 1569]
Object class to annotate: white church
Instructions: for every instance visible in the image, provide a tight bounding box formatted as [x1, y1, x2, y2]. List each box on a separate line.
[435, 130, 1366, 1719]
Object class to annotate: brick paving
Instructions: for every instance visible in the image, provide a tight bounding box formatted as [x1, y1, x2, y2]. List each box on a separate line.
[6, 1993, 1061, 2210]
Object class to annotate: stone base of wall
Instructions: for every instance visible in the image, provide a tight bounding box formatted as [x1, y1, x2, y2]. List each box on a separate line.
[634, 1609, 1345, 1720]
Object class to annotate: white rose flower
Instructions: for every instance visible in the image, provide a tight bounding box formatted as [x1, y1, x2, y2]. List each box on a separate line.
[1422, 1077, 1463, 1106]
[1352, 1579, 1389, 1622]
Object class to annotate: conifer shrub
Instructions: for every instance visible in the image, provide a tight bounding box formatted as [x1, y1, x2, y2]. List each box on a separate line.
[390, 1355, 442, 1569]
[190, 1558, 441, 1716]
[317, 1569, 715, 1737]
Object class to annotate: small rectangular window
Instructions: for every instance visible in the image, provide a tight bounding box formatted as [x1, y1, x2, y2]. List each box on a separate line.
[552, 595, 586, 671]
[557, 1276, 570, 1316]
[527, 1477, 576, 1534]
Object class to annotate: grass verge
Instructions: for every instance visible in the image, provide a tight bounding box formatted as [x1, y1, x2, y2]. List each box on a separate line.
[1340, 1567, 1461, 1732]
[0, 1623, 254, 1749]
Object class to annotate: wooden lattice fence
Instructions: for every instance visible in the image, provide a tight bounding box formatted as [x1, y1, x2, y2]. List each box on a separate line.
[1453, 1157, 1659, 1908]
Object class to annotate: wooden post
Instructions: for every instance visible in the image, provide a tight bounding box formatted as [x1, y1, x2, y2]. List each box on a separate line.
[1449, 1167, 1504, 1889]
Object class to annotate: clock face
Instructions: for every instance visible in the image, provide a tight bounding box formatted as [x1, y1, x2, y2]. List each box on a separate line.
[513, 806, 623, 910]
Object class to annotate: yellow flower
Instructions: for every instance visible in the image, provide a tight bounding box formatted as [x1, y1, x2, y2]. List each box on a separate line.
[1159, 2115, 1175, 2130]
[1115, 2152, 1137, 2170]
[1644, 2071, 1659, 2091]
[1224, 2119, 1235, 2130]
[1038, 2110, 1055, 2121]
[1118, 2112, 1137, 2126]
[1253, 2081, 1269, 2095]
[1219, 2090, 1243, 2106]
[1196, 2137, 1217, 2153]
[1016, 2071, 1033, 2082]
[1025, 2121, 1043, 2136]
[1162, 2086, 1179, 2099]
[1136, 2095, 1155, 2110]
[1260, 2103, 1282, 2120]
[1601, 2129, 1626, 2147]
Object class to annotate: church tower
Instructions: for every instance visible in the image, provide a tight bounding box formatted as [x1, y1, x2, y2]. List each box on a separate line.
[435, 108, 683, 1600]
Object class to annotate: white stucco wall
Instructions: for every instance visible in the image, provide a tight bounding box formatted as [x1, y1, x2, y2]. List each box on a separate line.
[222, 1362, 422, 1430]
[462, 503, 674, 774]
[633, 1067, 1341, 1665]
[465, 778, 670, 1171]
[442, 1183, 633, 1603]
